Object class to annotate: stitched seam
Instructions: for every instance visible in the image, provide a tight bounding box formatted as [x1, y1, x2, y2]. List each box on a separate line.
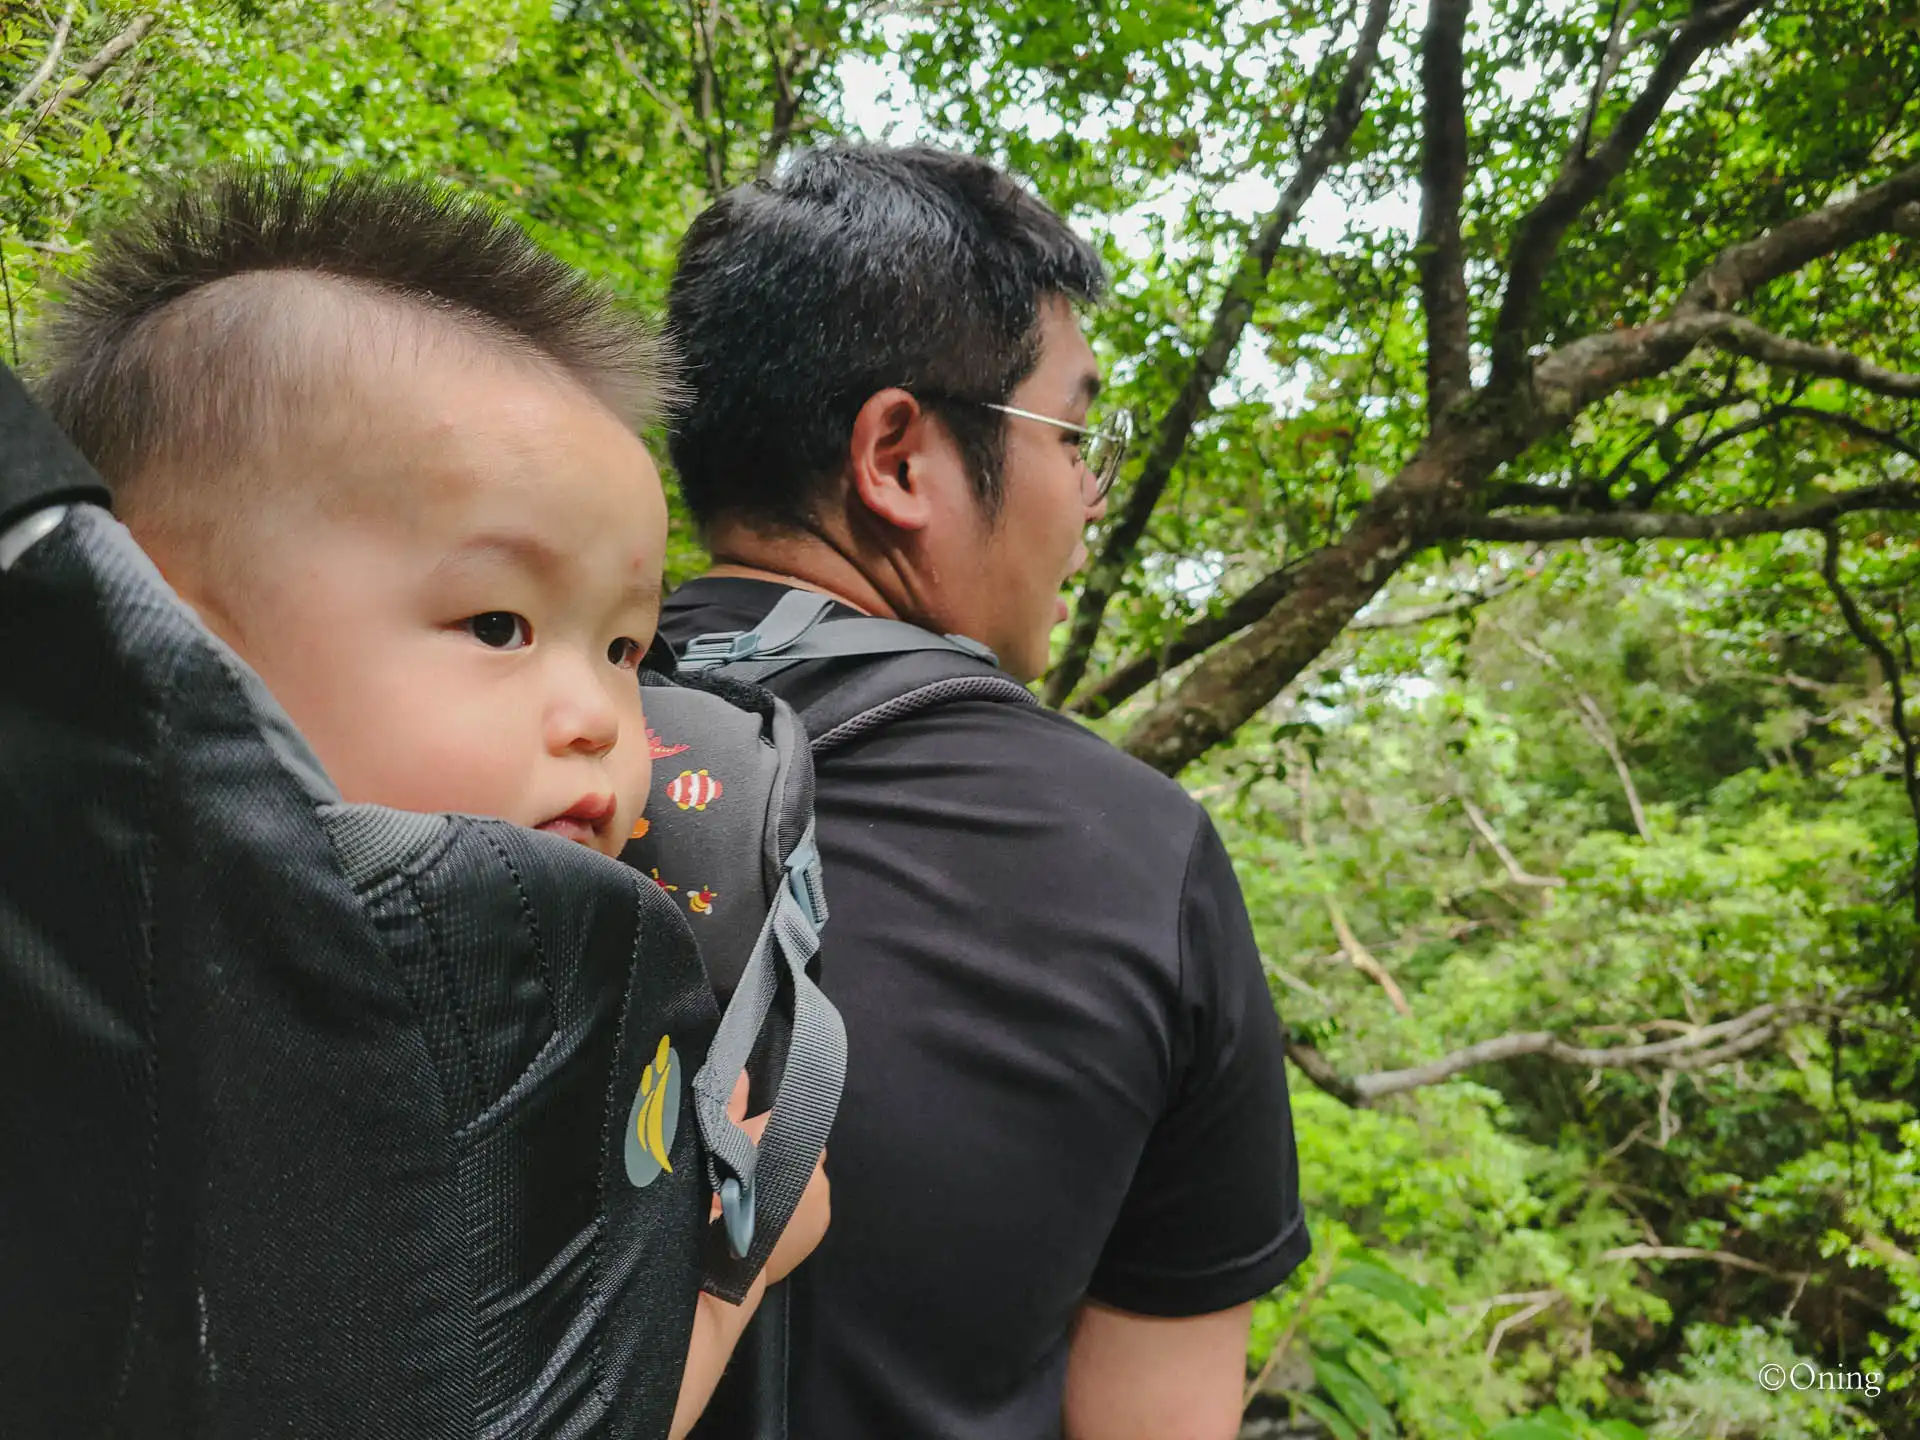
[479, 829, 556, 1023]
[589, 869, 650, 1409]
[369, 888, 436, 1029]
[407, 857, 485, 1117]
[106, 635, 178, 1433]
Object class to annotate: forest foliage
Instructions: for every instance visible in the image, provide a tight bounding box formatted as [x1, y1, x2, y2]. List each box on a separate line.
[3, 1, 1917, 1434]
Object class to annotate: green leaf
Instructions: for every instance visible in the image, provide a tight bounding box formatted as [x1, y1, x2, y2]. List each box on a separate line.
[1486, 1420, 1580, 1440]
[1345, 1344, 1405, 1403]
[1312, 1354, 1399, 1438]
[1331, 1261, 1438, 1321]
[1290, 1392, 1361, 1440]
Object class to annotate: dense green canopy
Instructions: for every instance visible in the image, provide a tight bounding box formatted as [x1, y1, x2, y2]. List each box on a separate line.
[5, 2, 1916, 1433]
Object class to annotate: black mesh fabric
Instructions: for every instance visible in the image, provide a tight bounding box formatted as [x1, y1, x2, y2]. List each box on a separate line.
[0, 506, 719, 1438]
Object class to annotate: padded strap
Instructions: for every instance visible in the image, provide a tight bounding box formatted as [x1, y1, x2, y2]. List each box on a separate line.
[810, 674, 1038, 756]
[0, 362, 109, 533]
[690, 822, 844, 1302]
[680, 589, 836, 667]
[680, 589, 999, 681]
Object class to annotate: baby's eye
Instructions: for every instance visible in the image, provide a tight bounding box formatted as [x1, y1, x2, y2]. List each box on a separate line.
[607, 637, 645, 670]
[465, 612, 532, 650]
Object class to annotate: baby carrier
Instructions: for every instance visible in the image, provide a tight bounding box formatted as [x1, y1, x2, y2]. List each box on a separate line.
[0, 361, 842, 1439]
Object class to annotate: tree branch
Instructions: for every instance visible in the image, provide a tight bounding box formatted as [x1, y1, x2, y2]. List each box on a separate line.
[1501, 628, 1652, 839]
[1529, 311, 1737, 421]
[1070, 284, 1401, 721]
[1709, 316, 1920, 399]
[1352, 581, 1514, 628]
[1480, 480, 1591, 512]
[1042, 0, 1393, 710]
[1296, 763, 1413, 1015]
[0, 9, 155, 173]
[611, 35, 703, 149]
[1449, 480, 1920, 541]
[1119, 422, 1519, 776]
[1820, 528, 1920, 922]
[1244, 1247, 1339, 1404]
[1459, 796, 1564, 885]
[1326, 895, 1413, 1015]
[1618, 405, 1797, 510]
[1599, 1244, 1784, 1277]
[1484, 1293, 1560, 1365]
[683, 0, 729, 198]
[755, 0, 811, 179]
[1575, 688, 1653, 840]
[1417, 0, 1473, 418]
[1069, 562, 1307, 718]
[36, 9, 151, 107]
[2, 0, 78, 117]
[1490, 0, 1766, 388]
[1287, 1002, 1790, 1107]
[1116, 159, 1920, 779]
[1681, 153, 1920, 313]
[1566, 0, 1642, 165]
[1582, 388, 1747, 507]
[1774, 406, 1920, 463]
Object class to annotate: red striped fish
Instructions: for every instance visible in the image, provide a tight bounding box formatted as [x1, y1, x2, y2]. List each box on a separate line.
[666, 769, 723, 811]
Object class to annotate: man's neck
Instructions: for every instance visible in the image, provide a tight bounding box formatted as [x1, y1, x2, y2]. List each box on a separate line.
[702, 523, 896, 620]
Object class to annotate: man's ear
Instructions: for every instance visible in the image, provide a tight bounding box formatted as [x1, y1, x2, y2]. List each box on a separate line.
[846, 388, 937, 533]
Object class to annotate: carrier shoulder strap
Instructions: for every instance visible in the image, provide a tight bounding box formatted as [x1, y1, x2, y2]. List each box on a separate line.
[621, 675, 843, 1305]
[678, 588, 1038, 755]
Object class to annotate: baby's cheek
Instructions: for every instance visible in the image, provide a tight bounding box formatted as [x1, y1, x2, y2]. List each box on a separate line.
[630, 747, 654, 825]
[615, 695, 654, 846]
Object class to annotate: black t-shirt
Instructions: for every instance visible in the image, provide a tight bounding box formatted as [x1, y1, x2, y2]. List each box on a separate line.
[662, 579, 1309, 1440]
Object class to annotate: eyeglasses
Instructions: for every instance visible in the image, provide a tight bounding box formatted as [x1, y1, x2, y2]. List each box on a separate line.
[982, 402, 1133, 504]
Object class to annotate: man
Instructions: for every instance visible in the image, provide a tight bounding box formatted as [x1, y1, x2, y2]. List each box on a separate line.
[661, 144, 1308, 1440]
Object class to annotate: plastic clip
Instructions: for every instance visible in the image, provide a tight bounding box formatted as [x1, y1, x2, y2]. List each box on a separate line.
[720, 1173, 756, 1259]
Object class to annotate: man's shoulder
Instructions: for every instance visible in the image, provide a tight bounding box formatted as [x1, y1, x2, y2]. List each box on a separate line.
[832, 689, 1209, 850]
[663, 576, 1208, 843]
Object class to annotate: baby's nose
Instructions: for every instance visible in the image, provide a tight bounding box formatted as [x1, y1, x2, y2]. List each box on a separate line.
[548, 659, 620, 757]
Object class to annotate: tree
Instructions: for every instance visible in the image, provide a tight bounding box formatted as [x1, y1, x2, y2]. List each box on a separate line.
[928, 0, 1920, 784]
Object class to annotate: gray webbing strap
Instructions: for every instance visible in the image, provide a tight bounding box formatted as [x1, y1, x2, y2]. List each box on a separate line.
[689, 822, 844, 1302]
[681, 589, 836, 668]
[680, 588, 999, 674]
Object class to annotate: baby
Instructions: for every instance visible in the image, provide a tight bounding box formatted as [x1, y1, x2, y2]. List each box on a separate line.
[34, 167, 822, 1438]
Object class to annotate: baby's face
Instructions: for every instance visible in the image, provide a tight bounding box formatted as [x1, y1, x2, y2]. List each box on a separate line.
[174, 342, 668, 857]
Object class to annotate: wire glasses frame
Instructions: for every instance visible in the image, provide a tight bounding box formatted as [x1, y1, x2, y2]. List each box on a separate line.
[982, 402, 1133, 503]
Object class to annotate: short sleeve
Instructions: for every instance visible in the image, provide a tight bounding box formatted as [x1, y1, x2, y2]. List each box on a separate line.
[1087, 812, 1311, 1316]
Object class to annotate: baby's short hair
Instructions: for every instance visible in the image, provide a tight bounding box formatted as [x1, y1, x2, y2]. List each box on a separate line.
[34, 166, 675, 499]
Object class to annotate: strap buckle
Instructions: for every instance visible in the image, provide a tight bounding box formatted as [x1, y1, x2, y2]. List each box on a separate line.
[783, 834, 828, 929]
[720, 1173, 757, 1259]
[681, 629, 762, 668]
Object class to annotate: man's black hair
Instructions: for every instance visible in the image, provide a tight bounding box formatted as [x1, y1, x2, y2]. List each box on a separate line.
[665, 144, 1106, 533]
[34, 165, 673, 491]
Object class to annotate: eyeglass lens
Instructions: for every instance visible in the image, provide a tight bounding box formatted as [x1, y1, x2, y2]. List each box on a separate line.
[1087, 418, 1127, 500]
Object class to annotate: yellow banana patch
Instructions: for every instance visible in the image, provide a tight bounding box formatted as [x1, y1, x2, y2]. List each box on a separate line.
[623, 1034, 681, 1189]
[636, 1035, 674, 1174]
